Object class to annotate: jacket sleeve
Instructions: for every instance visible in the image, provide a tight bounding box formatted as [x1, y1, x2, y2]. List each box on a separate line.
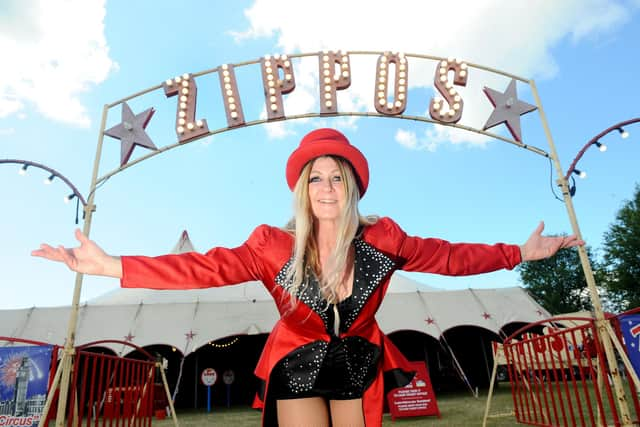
[372, 217, 522, 275]
[120, 225, 271, 289]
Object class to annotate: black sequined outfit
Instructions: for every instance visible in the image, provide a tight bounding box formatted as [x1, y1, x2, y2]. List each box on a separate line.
[269, 239, 392, 400]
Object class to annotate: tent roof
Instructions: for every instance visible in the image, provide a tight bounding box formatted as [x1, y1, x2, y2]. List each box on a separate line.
[0, 231, 550, 355]
[0, 278, 548, 355]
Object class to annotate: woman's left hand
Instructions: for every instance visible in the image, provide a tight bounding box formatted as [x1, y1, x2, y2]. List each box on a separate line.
[520, 221, 584, 262]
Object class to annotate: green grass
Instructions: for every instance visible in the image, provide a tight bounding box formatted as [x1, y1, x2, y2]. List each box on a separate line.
[153, 386, 518, 426]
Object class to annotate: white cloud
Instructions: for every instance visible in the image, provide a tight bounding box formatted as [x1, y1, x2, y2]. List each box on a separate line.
[0, 0, 116, 127]
[395, 129, 418, 149]
[0, 127, 16, 136]
[394, 128, 442, 152]
[264, 120, 296, 139]
[235, 0, 632, 148]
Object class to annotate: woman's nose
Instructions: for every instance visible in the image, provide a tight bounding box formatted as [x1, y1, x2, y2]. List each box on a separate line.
[322, 179, 334, 191]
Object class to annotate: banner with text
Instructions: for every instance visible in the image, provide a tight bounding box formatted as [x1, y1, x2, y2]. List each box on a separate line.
[387, 361, 440, 420]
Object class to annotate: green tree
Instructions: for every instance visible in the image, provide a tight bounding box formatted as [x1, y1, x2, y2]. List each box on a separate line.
[602, 184, 640, 310]
[517, 240, 597, 314]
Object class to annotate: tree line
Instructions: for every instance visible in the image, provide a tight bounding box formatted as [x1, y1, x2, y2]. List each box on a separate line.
[518, 184, 640, 314]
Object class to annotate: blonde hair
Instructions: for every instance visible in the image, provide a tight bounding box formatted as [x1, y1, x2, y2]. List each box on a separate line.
[283, 156, 377, 307]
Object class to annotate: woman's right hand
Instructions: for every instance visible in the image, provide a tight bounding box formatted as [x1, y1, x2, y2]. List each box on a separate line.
[31, 229, 123, 278]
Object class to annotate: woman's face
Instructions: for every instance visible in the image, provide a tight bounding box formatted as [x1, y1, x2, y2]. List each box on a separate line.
[308, 156, 346, 223]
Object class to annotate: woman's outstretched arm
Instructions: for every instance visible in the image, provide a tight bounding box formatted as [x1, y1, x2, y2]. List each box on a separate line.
[31, 229, 123, 278]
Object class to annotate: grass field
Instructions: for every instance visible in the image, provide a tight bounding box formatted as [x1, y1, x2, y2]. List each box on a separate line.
[153, 385, 519, 426]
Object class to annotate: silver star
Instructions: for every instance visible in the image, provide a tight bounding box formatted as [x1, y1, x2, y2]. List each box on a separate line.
[104, 102, 157, 166]
[482, 79, 537, 142]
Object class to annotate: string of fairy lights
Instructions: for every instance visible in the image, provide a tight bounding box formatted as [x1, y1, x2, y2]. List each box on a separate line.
[1, 159, 87, 223]
[564, 118, 639, 197]
[170, 337, 240, 352]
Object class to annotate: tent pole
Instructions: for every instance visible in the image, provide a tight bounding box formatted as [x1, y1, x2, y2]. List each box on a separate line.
[440, 335, 476, 396]
[194, 352, 199, 409]
[38, 350, 65, 426]
[45, 104, 108, 426]
[482, 346, 501, 427]
[159, 361, 180, 427]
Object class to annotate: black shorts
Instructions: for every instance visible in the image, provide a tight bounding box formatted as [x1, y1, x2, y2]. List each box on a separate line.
[269, 338, 379, 401]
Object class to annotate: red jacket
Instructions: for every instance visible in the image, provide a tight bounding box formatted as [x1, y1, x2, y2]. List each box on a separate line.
[121, 217, 521, 425]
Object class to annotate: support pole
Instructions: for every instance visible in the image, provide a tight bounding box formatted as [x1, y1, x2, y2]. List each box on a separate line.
[39, 105, 109, 426]
[482, 347, 501, 427]
[160, 362, 180, 427]
[530, 80, 632, 425]
[38, 351, 65, 426]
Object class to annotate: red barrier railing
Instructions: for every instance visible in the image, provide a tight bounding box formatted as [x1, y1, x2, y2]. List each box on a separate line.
[65, 340, 156, 427]
[500, 316, 640, 426]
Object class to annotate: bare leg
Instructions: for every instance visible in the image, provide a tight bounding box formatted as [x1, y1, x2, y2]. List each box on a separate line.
[329, 399, 365, 427]
[277, 397, 330, 427]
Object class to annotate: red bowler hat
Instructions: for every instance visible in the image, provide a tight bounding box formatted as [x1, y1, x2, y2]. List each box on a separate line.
[286, 128, 369, 197]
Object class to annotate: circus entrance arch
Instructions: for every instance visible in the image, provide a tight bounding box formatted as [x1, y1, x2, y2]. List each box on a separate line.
[40, 50, 629, 426]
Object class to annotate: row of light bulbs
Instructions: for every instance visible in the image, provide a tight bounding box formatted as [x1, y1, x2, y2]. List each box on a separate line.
[571, 127, 630, 179]
[169, 337, 240, 352]
[17, 164, 78, 203]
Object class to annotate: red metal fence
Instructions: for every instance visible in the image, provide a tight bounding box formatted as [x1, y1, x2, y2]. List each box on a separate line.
[501, 315, 639, 427]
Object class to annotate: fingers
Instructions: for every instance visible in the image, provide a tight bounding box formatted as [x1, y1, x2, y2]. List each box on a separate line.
[31, 243, 62, 260]
[535, 221, 545, 236]
[57, 245, 76, 270]
[558, 234, 584, 248]
[75, 228, 90, 245]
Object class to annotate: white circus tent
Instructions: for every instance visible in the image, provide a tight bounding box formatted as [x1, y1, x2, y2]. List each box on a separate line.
[0, 230, 550, 357]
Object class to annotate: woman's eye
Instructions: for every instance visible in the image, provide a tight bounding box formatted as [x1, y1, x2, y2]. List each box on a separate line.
[332, 175, 342, 182]
[309, 176, 321, 183]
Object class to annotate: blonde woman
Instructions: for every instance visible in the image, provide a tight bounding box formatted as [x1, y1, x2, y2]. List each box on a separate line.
[33, 128, 582, 426]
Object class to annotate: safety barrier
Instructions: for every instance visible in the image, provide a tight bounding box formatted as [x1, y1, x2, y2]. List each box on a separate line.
[57, 340, 157, 427]
[501, 315, 640, 426]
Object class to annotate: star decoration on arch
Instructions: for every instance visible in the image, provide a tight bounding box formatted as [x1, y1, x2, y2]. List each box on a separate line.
[425, 317, 435, 325]
[185, 330, 197, 341]
[104, 102, 157, 166]
[124, 332, 135, 342]
[482, 79, 537, 142]
[482, 312, 492, 320]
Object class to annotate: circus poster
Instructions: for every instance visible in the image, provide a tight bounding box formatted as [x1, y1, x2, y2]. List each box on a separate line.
[0, 345, 53, 427]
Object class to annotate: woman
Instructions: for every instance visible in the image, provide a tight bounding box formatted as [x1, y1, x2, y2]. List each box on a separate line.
[33, 128, 582, 426]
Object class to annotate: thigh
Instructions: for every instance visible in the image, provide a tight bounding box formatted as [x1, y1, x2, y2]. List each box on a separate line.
[277, 397, 330, 427]
[329, 398, 365, 427]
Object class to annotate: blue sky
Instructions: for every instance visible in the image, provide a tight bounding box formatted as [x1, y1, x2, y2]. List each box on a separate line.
[1, 0, 639, 309]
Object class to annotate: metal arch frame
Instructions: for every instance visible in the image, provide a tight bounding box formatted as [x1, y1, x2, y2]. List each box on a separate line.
[42, 50, 634, 427]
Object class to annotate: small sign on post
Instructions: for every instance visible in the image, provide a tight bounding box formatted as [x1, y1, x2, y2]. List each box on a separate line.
[223, 369, 235, 408]
[201, 368, 217, 412]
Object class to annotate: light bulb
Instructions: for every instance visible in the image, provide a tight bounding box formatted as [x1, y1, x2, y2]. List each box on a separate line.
[618, 128, 629, 139]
